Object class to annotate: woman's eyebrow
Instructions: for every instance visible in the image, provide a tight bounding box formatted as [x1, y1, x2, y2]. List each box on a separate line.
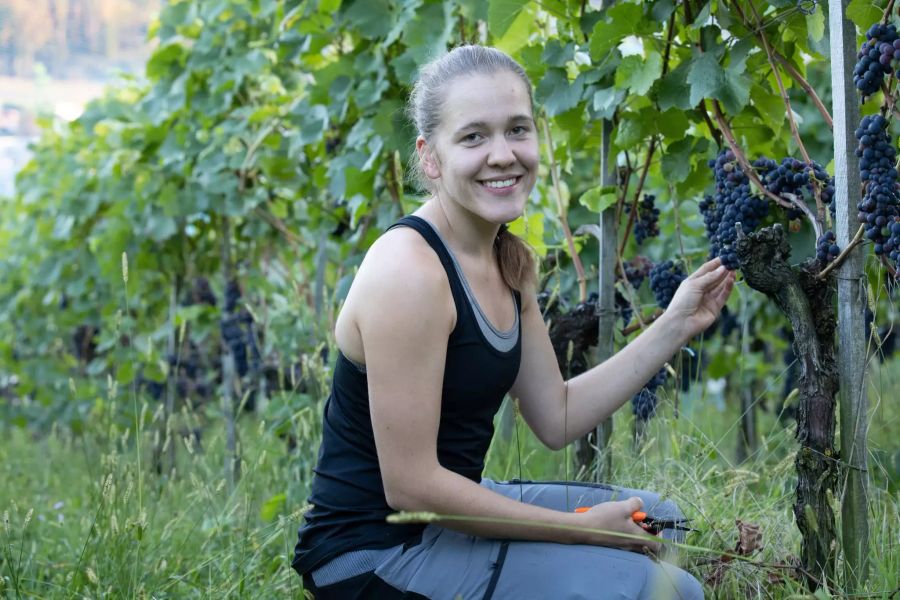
[454, 115, 533, 135]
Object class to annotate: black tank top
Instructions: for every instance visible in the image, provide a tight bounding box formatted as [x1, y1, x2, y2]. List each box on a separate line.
[292, 215, 523, 575]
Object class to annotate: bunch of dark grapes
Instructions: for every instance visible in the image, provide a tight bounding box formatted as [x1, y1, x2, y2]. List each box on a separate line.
[219, 279, 262, 378]
[855, 114, 900, 258]
[761, 157, 835, 220]
[816, 231, 841, 263]
[649, 260, 686, 309]
[623, 256, 653, 290]
[631, 368, 667, 421]
[703, 150, 772, 269]
[626, 194, 660, 245]
[853, 23, 899, 97]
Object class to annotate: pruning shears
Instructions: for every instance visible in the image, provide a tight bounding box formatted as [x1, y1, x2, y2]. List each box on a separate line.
[574, 507, 699, 535]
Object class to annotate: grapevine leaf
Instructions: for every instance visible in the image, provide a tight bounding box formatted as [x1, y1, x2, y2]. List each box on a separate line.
[720, 68, 751, 114]
[661, 137, 693, 183]
[488, 0, 530, 38]
[536, 69, 585, 117]
[542, 40, 576, 67]
[592, 87, 625, 120]
[751, 86, 786, 132]
[846, 0, 882, 28]
[341, 0, 393, 39]
[656, 62, 692, 110]
[589, 21, 624, 61]
[614, 51, 662, 96]
[806, 8, 825, 43]
[607, 3, 643, 34]
[687, 52, 725, 107]
[492, 5, 534, 54]
[656, 108, 689, 140]
[579, 185, 617, 213]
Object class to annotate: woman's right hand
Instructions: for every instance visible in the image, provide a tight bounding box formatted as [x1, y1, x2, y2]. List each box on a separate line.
[576, 497, 661, 554]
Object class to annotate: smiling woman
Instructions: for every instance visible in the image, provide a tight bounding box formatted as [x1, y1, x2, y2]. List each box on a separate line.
[292, 45, 732, 600]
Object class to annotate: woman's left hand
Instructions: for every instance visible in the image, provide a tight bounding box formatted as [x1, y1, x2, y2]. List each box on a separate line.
[664, 257, 735, 342]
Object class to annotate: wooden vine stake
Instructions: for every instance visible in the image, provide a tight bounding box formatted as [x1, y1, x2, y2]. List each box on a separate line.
[591, 118, 617, 481]
[828, 0, 869, 590]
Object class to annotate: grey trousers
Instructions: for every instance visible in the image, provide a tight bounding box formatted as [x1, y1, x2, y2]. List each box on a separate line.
[313, 479, 704, 600]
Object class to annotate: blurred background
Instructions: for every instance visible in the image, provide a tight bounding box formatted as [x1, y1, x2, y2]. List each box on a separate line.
[0, 0, 159, 195]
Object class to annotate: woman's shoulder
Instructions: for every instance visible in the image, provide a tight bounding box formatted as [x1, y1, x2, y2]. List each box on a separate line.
[345, 223, 453, 321]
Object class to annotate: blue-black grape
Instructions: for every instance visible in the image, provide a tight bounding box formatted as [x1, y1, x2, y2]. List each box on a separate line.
[649, 260, 686, 309]
[855, 114, 900, 260]
[703, 150, 772, 270]
[761, 157, 834, 221]
[626, 194, 660, 245]
[816, 231, 841, 263]
[632, 368, 667, 421]
[853, 23, 899, 98]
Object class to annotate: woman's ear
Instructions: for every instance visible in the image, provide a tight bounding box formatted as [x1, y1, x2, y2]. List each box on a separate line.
[416, 137, 440, 180]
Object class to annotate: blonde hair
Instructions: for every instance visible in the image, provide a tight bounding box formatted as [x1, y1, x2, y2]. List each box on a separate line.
[406, 45, 537, 291]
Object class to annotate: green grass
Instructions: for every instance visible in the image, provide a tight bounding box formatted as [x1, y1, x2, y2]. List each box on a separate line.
[0, 357, 898, 598]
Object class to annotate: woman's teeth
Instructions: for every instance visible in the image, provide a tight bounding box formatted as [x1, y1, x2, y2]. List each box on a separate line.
[483, 178, 516, 188]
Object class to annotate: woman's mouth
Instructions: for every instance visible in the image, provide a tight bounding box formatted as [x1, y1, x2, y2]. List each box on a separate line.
[479, 176, 521, 191]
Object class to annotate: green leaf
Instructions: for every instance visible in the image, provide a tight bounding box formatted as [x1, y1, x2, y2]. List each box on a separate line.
[615, 115, 645, 148]
[687, 52, 725, 107]
[342, 0, 393, 39]
[656, 62, 692, 110]
[656, 108, 689, 140]
[614, 51, 662, 96]
[536, 69, 585, 117]
[488, 0, 530, 38]
[846, 0, 882, 30]
[579, 185, 617, 213]
[751, 86, 786, 132]
[686, 51, 750, 114]
[592, 87, 625, 120]
[806, 8, 825, 43]
[589, 21, 624, 61]
[607, 3, 643, 33]
[492, 5, 534, 55]
[720, 69, 751, 114]
[661, 137, 693, 183]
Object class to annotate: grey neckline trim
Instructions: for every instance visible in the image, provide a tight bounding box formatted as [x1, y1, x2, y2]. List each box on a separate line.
[420, 219, 519, 353]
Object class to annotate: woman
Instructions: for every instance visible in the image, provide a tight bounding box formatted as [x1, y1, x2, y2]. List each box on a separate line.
[292, 45, 734, 599]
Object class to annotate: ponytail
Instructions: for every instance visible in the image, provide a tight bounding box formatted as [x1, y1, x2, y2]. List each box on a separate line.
[495, 226, 536, 291]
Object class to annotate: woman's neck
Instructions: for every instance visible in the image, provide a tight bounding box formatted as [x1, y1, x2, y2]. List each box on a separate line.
[416, 198, 500, 262]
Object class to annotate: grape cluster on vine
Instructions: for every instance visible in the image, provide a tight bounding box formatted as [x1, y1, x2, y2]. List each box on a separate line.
[853, 23, 899, 97]
[760, 157, 834, 221]
[631, 368, 667, 421]
[220, 279, 262, 378]
[702, 150, 771, 270]
[622, 256, 652, 290]
[626, 194, 660, 245]
[816, 231, 841, 263]
[649, 260, 685, 309]
[855, 114, 900, 259]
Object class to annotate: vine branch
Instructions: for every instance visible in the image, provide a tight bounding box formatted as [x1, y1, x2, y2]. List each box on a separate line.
[746, 0, 825, 226]
[619, 137, 658, 255]
[542, 115, 588, 302]
[726, 0, 833, 129]
[817, 225, 866, 280]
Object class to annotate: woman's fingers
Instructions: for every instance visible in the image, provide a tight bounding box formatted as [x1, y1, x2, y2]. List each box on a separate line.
[688, 257, 723, 279]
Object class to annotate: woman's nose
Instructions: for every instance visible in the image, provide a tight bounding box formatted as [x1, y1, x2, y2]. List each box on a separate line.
[487, 136, 516, 167]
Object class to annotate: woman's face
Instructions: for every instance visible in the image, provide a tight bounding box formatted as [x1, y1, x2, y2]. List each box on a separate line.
[418, 71, 539, 226]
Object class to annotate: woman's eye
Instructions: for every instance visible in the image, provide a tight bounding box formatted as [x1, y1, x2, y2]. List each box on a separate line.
[462, 133, 483, 143]
[510, 126, 529, 136]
